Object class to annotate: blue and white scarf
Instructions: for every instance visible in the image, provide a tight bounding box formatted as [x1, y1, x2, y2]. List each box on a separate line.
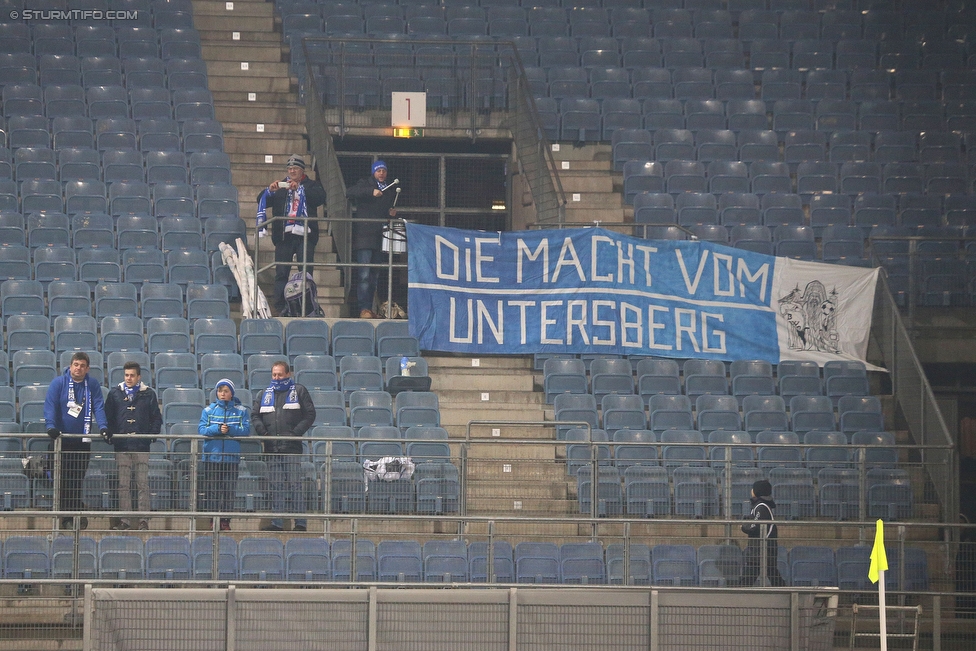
[119, 381, 145, 402]
[256, 188, 270, 237]
[260, 378, 300, 412]
[255, 181, 307, 237]
[67, 376, 92, 436]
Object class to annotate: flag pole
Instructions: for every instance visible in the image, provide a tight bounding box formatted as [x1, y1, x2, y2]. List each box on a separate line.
[869, 519, 889, 651]
[878, 567, 887, 651]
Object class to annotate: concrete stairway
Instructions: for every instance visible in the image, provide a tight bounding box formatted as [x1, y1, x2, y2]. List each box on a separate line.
[193, 0, 345, 316]
[548, 144, 630, 227]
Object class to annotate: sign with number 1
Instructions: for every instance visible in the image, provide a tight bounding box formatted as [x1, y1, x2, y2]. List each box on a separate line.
[391, 92, 427, 128]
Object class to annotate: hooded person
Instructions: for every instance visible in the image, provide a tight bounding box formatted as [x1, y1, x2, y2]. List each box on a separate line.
[198, 379, 251, 531]
[740, 479, 786, 586]
[257, 154, 327, 315]
[105, 361, 162, 530]
[346, 159, 398, 317]
[44, 352, 109, 530]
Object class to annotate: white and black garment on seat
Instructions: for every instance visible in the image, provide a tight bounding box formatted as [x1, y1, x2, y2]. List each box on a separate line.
[362, 456, 415, 491]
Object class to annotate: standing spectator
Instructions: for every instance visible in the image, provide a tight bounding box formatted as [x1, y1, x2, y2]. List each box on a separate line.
[252, 360, 316, 532]
[198, 379, 250, 531]
[44, 352, 109, 530]
[346, 159, 397, 317]
[740, 479, 786, 587]
[105, 361, 162, 531]
[257, 154, 327, 315]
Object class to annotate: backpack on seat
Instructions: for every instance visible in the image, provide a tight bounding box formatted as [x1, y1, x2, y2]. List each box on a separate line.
[282, 271, 324, 317]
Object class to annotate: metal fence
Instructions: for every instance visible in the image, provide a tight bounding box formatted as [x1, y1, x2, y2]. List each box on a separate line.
[2, 516, 975, 649]
[80, 586, 841, 651]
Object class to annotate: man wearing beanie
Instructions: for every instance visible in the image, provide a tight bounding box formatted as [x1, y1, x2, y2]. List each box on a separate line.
[198, 379, 250, 531]
[346, 159, 397, 317]
[259, 154, 327, 315]
[740, 479, 786, 586]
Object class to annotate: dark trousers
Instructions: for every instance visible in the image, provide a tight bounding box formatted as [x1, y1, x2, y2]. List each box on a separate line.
[268, 452, 306, 529]
[274, 234, 315, 311]
[355, 248, 378, 313]
[200, 461, 239, 513]
[58, 447, 90, 512]
[741, 539, 786, 587]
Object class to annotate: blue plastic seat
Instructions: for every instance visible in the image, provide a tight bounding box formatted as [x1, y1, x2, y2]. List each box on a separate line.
[784, 131, 828, 166]
[544, 358, 588, 403]
[652, 544, 697, 586]
[141, 282, 184, 319]
[737, 129, 779, 163]
[697, 129, 738, 164]
[146, 316, 191, 355]
[559, 541, 606, 584]
[665, 160, 706, 194]
[769, 466, 816, 519]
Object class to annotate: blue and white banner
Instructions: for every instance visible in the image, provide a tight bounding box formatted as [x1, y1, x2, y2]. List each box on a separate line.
[406, 224, 880, 367]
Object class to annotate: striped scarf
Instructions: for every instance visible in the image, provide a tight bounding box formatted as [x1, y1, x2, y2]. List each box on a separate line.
[255, 182, 307, 236]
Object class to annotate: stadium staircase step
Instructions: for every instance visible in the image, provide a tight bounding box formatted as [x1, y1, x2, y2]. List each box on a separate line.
[195, 0, 347, 317]
[549, 145, 628, 225]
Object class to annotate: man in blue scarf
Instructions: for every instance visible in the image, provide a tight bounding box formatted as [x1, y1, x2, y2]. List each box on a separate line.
[105, 361, 162, 530]
[258, 154, 327, 315]
[44, 352, 109, 530]
[252, 360, 316, 531]
[346, 159, 398, 317]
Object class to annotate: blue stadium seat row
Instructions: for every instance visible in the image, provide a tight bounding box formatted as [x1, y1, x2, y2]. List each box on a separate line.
[575, 461, 908, 522]
[0, 535, 930, 588]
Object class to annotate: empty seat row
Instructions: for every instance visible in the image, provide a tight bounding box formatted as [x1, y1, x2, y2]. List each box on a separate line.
[0, 147, 230, 184]
[4, 115, 223, 153]
[0, 25, 202, 61]
[544, 357, 871, 403]
[557, 392, 884, 435]
[577, 463, 910, 522]
[0, 535, 928, 588]
[0, 53, 208, 90]
[0, 179, 236, 216]
[566, 427, 897, 475]
[2, 84, 213, 121]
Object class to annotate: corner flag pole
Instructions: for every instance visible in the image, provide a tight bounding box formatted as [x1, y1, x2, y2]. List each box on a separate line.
[869, 518, 889, 651]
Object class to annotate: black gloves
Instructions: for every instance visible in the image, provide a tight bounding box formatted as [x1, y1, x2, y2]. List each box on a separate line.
[47, 428, 61, 440]
[101, 428, 112, 443]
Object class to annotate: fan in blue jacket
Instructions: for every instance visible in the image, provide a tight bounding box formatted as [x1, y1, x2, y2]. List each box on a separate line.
[198, 379, 250, 530]
[44, 352, 109, 530]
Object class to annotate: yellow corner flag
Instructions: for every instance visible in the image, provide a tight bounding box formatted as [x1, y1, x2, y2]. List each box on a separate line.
[868, 519, 889, 584]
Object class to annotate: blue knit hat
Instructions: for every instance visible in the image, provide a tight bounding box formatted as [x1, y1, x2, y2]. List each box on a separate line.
[215, 379, 236, 398]
[372, 160, 387, 174]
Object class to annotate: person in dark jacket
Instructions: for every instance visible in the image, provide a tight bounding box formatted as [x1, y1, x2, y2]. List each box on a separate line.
[105, 361, 162, 530]
[198, 379, 250, 531]
[740, 479, 786, 586]
[346, 159, 397, 317]
[44, 352, 109, 530]
[258, 154, 327, 315]
[253, 360, 316, 531]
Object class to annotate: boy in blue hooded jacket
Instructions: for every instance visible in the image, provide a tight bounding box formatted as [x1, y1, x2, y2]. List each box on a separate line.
[198, 379, 250, 531]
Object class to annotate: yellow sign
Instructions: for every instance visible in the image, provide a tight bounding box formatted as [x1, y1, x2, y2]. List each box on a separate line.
[393, 128, 424, 138]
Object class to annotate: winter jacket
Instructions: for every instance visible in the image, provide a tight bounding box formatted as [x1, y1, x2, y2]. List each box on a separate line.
[260, 174, 326, 246]
[105, 382, 163, 452]
[741, 496, 778, 539]
[44, 370, 108, 450]
[251, 383, 316, 454]
[346, 175, 397, 251]
[198, 398, 251, 463]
